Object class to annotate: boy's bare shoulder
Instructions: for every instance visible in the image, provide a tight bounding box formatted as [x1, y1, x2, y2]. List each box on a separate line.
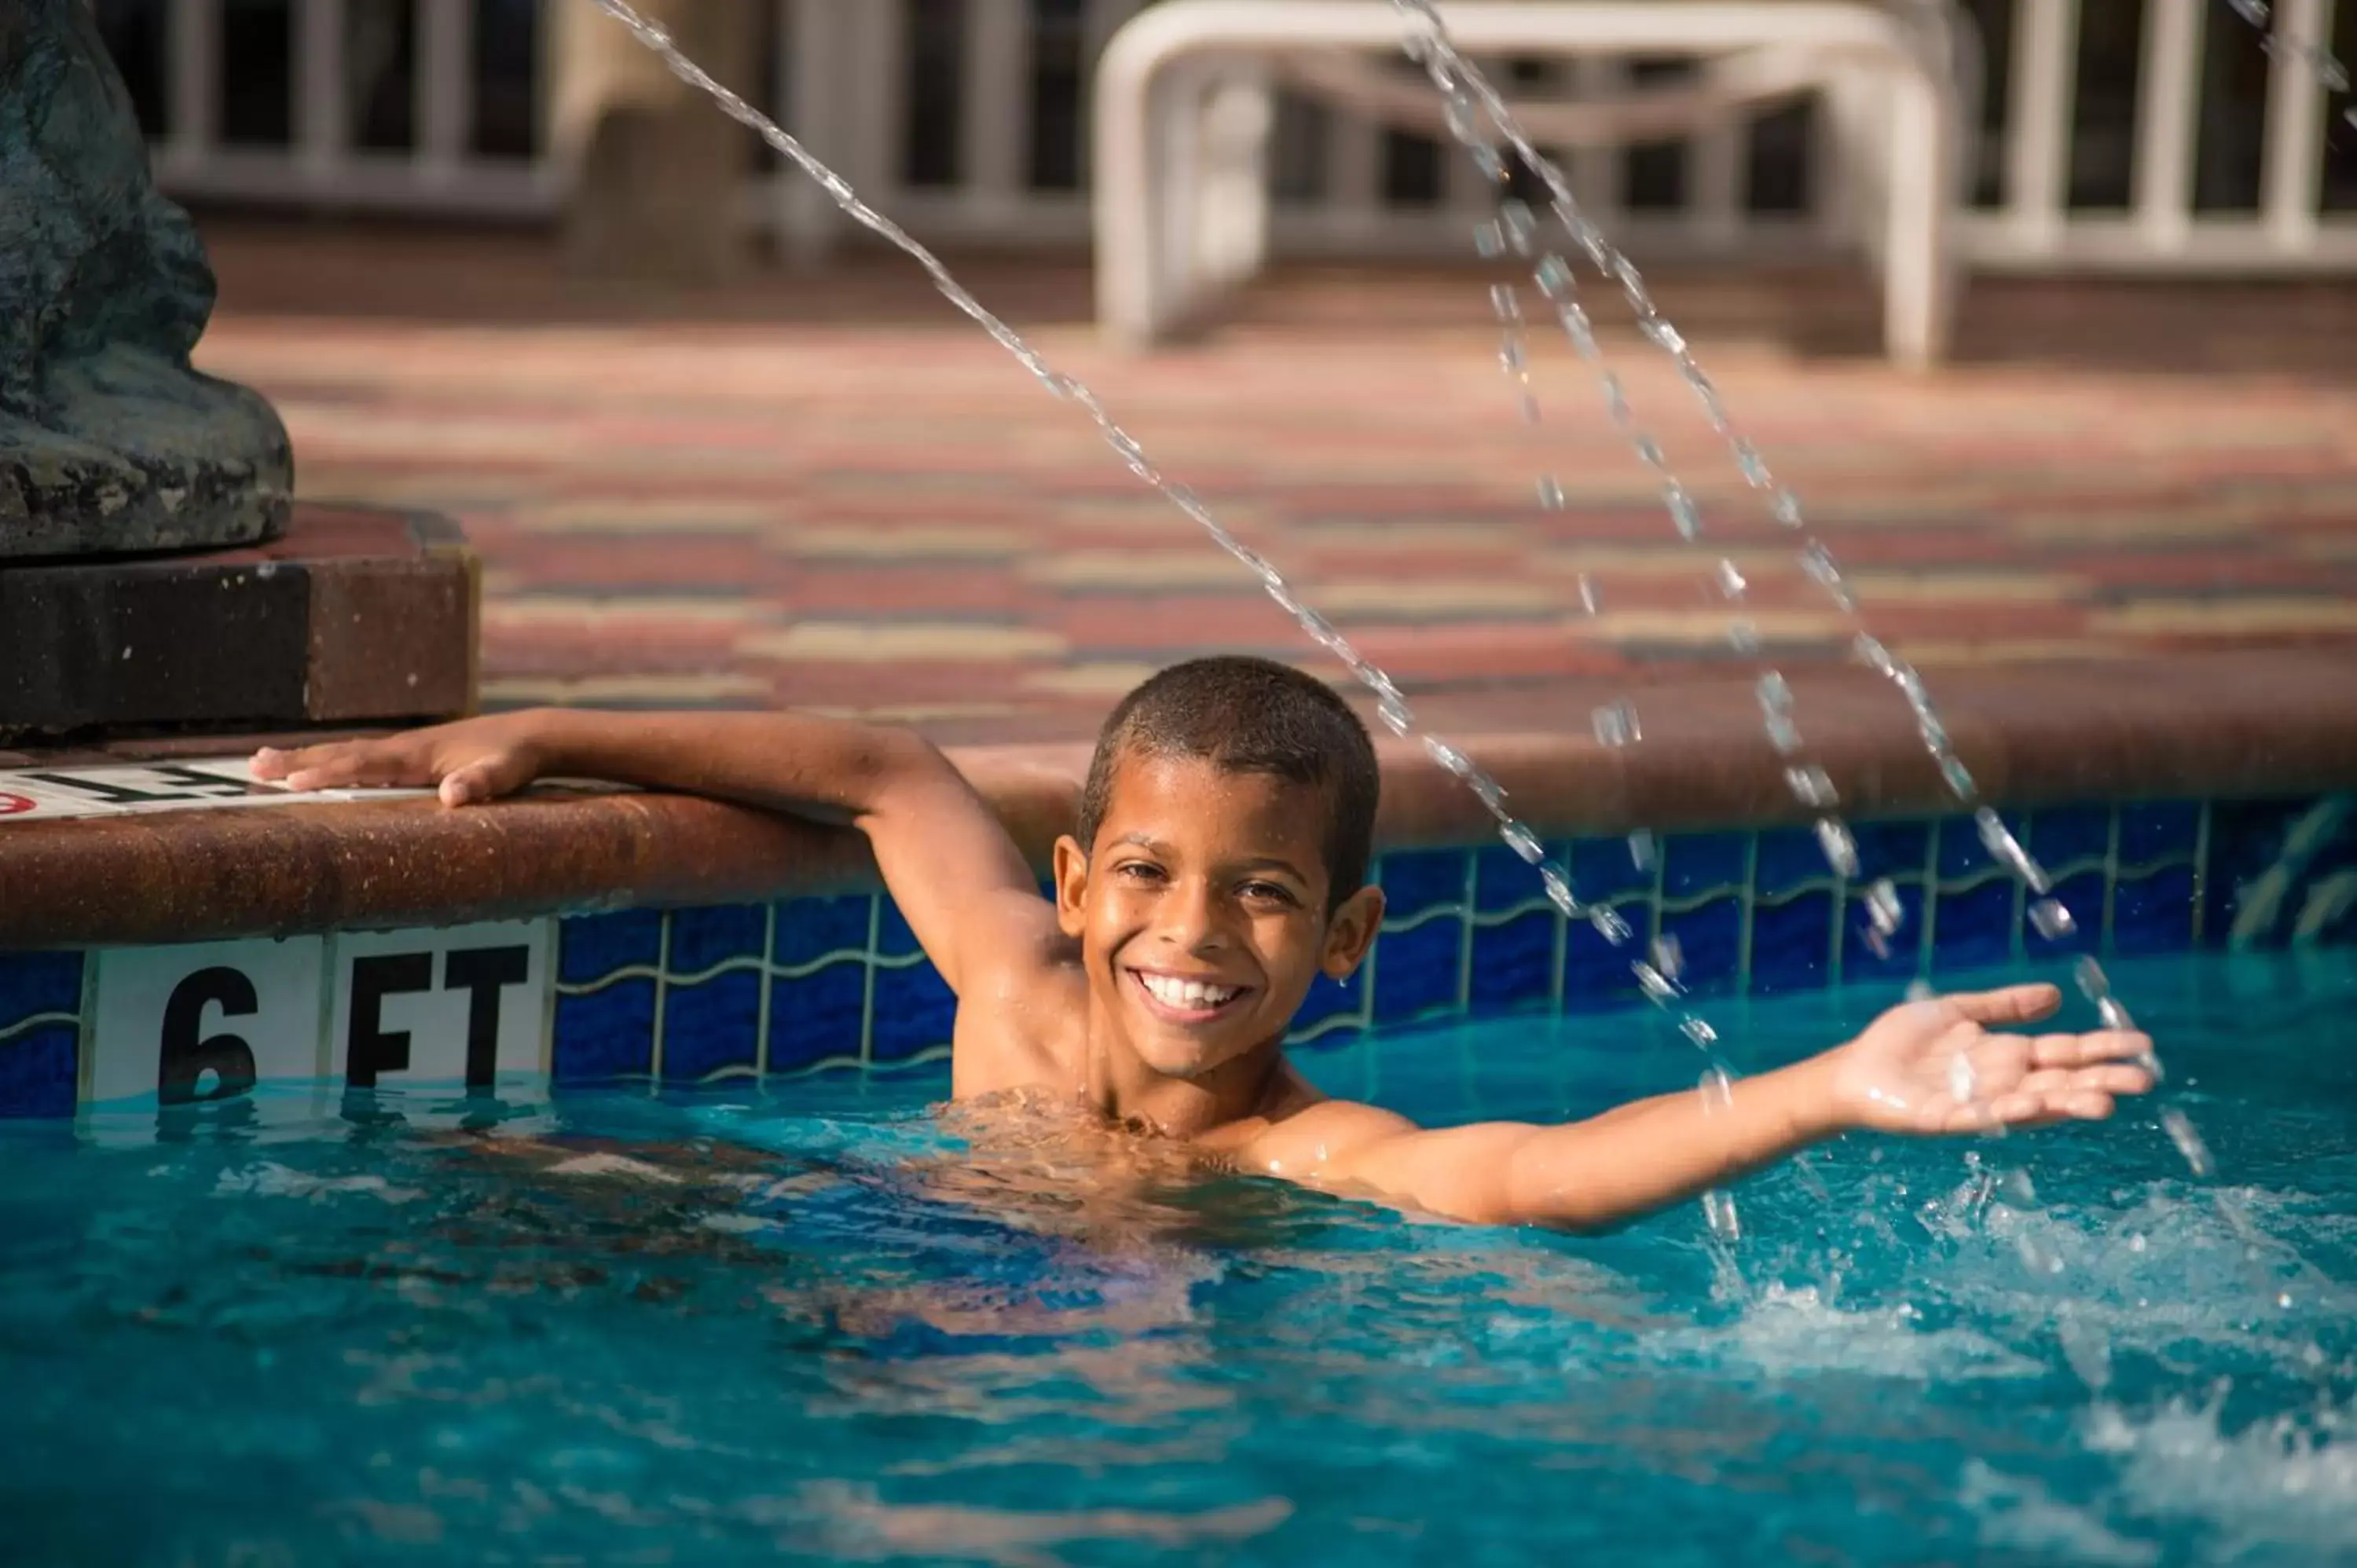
[948, 911, 1088, 1096]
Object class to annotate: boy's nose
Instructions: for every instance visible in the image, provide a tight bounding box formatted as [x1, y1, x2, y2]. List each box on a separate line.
[1157, 879, 1230, 951]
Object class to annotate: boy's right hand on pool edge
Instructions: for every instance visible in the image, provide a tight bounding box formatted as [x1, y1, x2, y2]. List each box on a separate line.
[253, 713, 549, 808]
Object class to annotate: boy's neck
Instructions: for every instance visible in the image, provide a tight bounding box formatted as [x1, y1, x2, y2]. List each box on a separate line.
[1085, 1024, 1292, 1140]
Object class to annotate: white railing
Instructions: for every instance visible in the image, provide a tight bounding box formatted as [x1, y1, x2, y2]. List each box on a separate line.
[127, 0, 2357, 273]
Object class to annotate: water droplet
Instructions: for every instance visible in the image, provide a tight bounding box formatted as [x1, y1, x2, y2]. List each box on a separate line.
[1534, 255, 1574, 299]
[1444, 90, 1480, 143]
[1728, 621, 1760, 654]
[1765, 715, 1803, 755]
[2160, 1108, 2214, 1178]
[1851, 634, 1896, 677]
[1757, 672, 1794, 713]
[1974, 807, 2052, 894]
[1626, 828, 1656, 870]
[1772, 489, 1804, 528]
[1498, 336, 1527, 376]
[1865, 878, 1904, 934]
[1423, 735, 1475, 777]
[1501, 822, 1545, 865]
[1592, 701, 1641, 748]
[1537, 476, 1566, 510]
[1633, 961, 1681, 1002]
[1714, 559, 1747, 598]
[1377, 692, 1413, 736]
[1948, 1050, 1978, 1107]
[2073, 955, 2112, 1002]
[1500, 199, 1538, 254]
[1665, 485, 1703, 540]
[1560, 306, 1599, 360]
[1680, 1016, 1718, 1050]
[1472, 219, 1506, 259]
[2058, 1314, 2112, 1393]
[1938, 755, 1978, 799]
[1702, 1189, 1743, 1242]
[1519, 392, 1541, 426]
[2096, 996, 2133, 1031]
[1815, 818, 1860, 878]
[1575, 574, 1600, 616]
[2029, 898, 2076, 939]
[1470, 143, 1508, 183]
[1588, 905, 1633, 944]
[1697, 1063, 1736, 1106]
[1634, 438, 1667, 471]
[2278, 1292, 2293, 1310]
[2227, 0, 2267, 22]
[1468, 770, 1508, 811]
[1490, 284, 1523, 324]
[1651, 935, 1684, 982]
[1734, 441, 1770, 488]
[1539, 863, 1577, 916]
[1640, 318, 1687, 356]
[1785, 765, 1838, 808]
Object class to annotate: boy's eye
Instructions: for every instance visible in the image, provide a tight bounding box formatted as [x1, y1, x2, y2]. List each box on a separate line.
[1116, 861, 1166, 884]
[1240, 881, 1298, 905]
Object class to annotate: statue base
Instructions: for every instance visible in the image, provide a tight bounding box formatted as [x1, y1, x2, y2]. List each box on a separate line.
[0, 504, 478, 742]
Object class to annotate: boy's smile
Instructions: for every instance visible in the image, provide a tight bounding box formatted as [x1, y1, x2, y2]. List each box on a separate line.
[1054, 752, 1380, 1097]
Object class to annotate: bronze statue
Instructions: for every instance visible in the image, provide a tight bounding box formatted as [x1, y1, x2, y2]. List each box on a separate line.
[0, 0, 291, 559]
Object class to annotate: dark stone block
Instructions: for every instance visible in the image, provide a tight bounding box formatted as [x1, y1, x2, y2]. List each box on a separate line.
[0, 504, 475, 738]
[2, 0, 293, 559]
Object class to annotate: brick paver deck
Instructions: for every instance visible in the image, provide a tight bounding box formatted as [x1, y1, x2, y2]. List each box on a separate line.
[195, 222, 2357, 746]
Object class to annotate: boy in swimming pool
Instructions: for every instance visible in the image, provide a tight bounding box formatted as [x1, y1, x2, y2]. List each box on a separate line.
[254, 656, 2154, 1232]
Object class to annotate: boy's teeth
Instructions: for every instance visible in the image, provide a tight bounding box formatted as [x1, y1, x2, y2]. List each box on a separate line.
[1141, 973, 1239, 1009]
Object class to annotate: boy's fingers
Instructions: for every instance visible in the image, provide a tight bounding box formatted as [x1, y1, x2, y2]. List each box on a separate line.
[2026, 1029, 2154, 1068]
[440, 758, 508, 807]
[1946, 984, 2063, 1026]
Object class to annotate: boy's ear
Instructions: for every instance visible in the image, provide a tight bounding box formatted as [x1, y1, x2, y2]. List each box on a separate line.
[1052, 833, 1091, 937]
[1320, 884, 1385, 981]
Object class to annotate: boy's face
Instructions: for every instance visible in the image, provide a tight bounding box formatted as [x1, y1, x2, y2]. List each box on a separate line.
[1054, 752, 1382, 1083]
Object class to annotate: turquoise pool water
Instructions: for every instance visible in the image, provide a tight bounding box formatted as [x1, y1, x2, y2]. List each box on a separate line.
[4, 951, 2353, 1566]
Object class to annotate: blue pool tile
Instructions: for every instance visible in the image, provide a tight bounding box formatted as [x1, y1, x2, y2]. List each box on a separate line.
[1468, 910, 1556, 1012]
[2026, 804, 2113, 875]
[774, 895, 875, 971]
[2113, 866, 2197, 956]
[1849, 819, 1931, 883]
[875, 896, 926, 961]
[1754, 826, 1836, 903]
[768, 963, 868, 1072]
[0, 951, 82, 1034]
[661, 970, 763, 1082]
[1663, 831, 1749, 901]
[2201, 798, 2322, 946]
[1568, 834, 1655, 902]
[558, 909, 663, 987]
[1472, 844, 1549, 914]
[553, 980, 657, 1083]
[666, 903, 767, 975]
[1931, 878, 2018, 973]
[1378, 848, 1470, 924]
[1750, 889, 1835, 995]
[2030, 871, 2105, 957]
[869, 962, 956, 1064]
[1560, 917, 1641, 1016]
[1289, 965, 1365, 1042]
[1841, 885, 1925, 985]
[2119, 800, 2202, 868]
[1373, 916, 1461, 1024]
[0, 1024, 77, 1119]
[1659, 896, 1743, 995]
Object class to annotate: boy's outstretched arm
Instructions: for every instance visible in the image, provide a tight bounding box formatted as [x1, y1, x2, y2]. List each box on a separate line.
[252, 709, 1053, 995]
[1248, 984, 2157, 1232]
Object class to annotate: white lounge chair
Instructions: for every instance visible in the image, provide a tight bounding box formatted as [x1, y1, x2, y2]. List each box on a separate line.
[1091, 2, 1978, 368]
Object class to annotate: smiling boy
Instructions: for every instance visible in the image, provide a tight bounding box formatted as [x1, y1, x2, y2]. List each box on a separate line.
[255, 656, 2154, 1231]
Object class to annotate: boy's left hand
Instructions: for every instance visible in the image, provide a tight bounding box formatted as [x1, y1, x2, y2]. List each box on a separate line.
[1825, 983, 2156, 1134]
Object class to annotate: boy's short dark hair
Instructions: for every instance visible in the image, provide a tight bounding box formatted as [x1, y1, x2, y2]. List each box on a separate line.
[1077, 656, 1380, 910]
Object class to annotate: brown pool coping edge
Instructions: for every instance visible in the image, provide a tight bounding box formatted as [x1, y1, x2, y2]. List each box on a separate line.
[5, 649, 2355, 950]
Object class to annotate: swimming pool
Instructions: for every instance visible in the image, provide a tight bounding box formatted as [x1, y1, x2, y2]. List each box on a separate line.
[4, 948, 2350, 1565]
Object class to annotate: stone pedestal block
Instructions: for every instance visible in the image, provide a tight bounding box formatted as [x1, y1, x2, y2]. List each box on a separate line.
[0, 505, 478, 741]
[551, 0, 761, 286]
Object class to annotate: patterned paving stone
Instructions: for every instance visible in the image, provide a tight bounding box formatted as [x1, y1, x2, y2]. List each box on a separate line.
[196, 225, 2357, 744]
